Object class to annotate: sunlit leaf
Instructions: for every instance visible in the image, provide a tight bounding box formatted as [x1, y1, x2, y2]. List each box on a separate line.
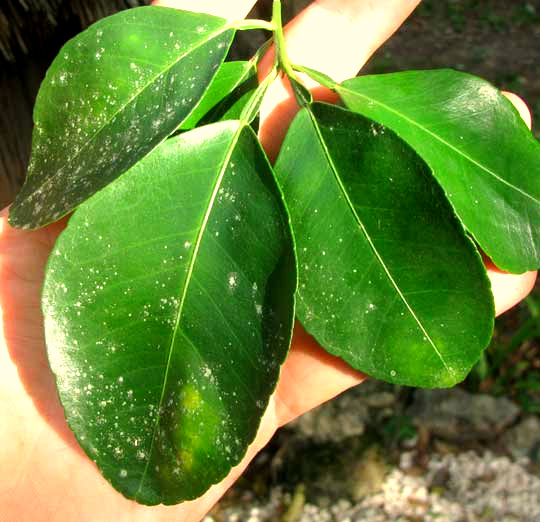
[9, 6, 235, 229]
[43, 121, 296, 504]
[275, 103, 494, 387]
[338, 70, 540, 273]
[179, 60, 258, 129]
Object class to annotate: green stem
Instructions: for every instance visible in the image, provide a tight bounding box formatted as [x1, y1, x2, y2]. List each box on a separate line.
[292, 63, 338, 91]
[271, 1, 295, 78]
[239, 64, 278, 125]
[271, 1, 315, 108]
[250, 38, 273, 67]
[232, 19, 275, 32]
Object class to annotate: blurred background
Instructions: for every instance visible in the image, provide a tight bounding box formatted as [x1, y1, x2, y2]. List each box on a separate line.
[1, 1, 539, 520]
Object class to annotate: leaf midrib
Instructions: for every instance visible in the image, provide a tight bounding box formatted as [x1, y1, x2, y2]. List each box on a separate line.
[338, 85, 540, 206]
[25, 23, 232, 203]
[306, 107, 452, 374]
[135, 123, 244, 501]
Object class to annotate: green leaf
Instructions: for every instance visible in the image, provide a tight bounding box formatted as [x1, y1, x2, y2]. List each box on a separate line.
[337, 70, 540, 273]
[274, 103, 494, 387]
[179, 61, 258, 130]
[9, 6, 235, 230]
[42, 121, 296, 504]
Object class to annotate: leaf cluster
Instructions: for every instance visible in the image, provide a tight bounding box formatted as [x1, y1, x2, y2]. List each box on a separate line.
[8, 2, 540, 505]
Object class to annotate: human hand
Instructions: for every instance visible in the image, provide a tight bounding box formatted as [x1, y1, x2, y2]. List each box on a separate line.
[0, 1, 536, 521]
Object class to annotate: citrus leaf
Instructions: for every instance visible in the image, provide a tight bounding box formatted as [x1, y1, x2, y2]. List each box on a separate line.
[9, 6, 235, 229]
[179, 60, 258, 130]
[275, 103, 494, 387]
[43, 121, 295, 504]
[338, 70, 540, 273]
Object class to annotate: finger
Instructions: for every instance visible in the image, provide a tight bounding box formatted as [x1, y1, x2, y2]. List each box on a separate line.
[487, 91, 536, 315]
[486, 259, 537, 316]
[151, 0, 256, 21]
[502, 91, 533, 129]
[265, 0, 421, 84]
[273, 323, 365, 426]
[258, 0, 421, 160]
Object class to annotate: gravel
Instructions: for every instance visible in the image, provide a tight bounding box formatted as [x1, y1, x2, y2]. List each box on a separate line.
[206, 385, 540, 522]
[207, 451, 540, 522]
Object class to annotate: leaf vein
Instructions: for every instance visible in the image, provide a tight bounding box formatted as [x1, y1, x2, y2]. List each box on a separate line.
[339, 86, 540, 205]
[307, 108, 452, 374]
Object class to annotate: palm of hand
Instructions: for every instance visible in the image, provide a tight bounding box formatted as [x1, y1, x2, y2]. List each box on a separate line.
[0, 208, 361, 521]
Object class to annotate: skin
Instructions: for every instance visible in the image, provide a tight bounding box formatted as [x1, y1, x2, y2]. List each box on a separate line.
[0, 1, 536, 520]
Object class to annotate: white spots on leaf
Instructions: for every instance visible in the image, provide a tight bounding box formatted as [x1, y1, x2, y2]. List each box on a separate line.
[227, 272, 238, 293]
[58, 72, 70, 85]
[136, 449, 147, 461]
[119, 469, 128, 478]
[218, 186, 237, 204]
[390, 370, 397, 377]
[184, 241, 191, 249]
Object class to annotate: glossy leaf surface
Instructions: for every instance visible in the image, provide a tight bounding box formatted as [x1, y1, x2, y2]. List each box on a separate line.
[275, 103, 494, 387]
[338, 70, 540, 273]
[179, 61, 258, 130]
[9, 6, 234, 229]
[43, 121, 295, 504]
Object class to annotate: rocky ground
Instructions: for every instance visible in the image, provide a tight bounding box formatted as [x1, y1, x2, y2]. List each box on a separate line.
[206, 381, 540, 522]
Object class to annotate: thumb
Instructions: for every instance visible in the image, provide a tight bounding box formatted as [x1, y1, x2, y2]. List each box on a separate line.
[487, 90, 537, 316]
[503, 91, 533, 130]
[258, 0, 421, 161]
